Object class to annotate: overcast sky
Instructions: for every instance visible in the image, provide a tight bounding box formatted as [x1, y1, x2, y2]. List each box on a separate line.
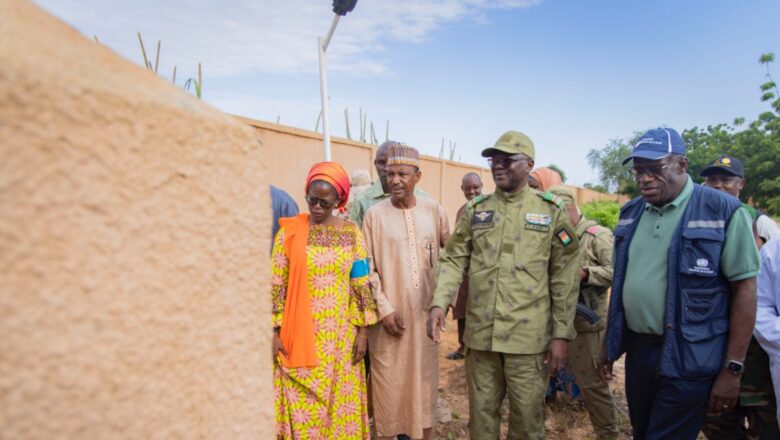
[35, 0, 780, 185]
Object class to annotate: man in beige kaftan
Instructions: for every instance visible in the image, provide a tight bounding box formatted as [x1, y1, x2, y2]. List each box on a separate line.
[363, 144, 450, 440]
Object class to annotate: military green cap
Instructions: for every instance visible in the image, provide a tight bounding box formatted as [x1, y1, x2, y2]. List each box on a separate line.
[481, 130, 535, 160]
[546, 185, 576, 205]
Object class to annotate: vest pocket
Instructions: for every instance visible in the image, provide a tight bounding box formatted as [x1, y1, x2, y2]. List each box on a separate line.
[680, 318, 728, 376]
[680, 228, 724, 277]
[681, 287, 727, 323]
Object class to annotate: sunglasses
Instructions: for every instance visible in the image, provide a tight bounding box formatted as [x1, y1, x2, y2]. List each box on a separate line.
[629, 163, 671, 179]
[305, 195, 339, 209]
[488, 154, 530, 168]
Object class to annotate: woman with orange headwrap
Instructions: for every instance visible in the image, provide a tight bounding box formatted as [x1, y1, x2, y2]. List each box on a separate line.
[528, 167, 563, 191]
[271, 162, 379, 439]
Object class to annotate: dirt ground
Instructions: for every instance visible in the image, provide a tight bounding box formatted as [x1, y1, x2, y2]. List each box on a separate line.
[433, 326, 634, 440]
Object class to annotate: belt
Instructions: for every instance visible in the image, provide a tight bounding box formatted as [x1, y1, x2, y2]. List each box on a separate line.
[633, 332, 664, 345]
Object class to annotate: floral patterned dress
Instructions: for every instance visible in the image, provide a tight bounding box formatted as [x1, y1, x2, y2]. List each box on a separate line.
[272, 221, 378, 440]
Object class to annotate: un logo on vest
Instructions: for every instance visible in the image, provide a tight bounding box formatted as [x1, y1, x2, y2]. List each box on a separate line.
[696, 258, 709, 268]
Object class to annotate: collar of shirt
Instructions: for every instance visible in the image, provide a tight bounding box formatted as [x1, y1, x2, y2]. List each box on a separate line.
[495, 185, 530, 202]
[362, 180, 387, 200]
[644, 175, 693, 214]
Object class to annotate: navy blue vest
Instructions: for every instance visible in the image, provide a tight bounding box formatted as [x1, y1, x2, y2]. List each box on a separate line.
[606, 183, 741, 378]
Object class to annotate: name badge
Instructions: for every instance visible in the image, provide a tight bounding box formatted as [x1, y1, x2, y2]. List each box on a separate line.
[472, 210, 495, 229]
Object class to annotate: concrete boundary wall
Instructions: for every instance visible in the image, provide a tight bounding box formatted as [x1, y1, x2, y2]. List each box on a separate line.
[238, 117, 627, 225]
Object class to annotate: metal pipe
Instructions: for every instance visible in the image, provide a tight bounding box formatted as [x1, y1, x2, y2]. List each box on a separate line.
[322, 15, 341, 52]
[318, 36, 331, 161]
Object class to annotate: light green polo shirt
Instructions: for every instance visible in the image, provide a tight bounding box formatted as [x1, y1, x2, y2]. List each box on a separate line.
[623, 176, 760, 334]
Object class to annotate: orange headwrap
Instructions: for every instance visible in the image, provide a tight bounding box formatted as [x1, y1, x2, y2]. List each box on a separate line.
[306, 162, 350, 209]
[530, 167, 562, 191]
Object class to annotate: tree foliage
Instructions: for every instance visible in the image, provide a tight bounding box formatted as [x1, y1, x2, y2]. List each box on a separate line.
[585, 134, 641, 197]
[546, 164, 567, 183]
[581, 201, 620, 231]
[586, 53, 780, 215]
[583, 182, 609, 193]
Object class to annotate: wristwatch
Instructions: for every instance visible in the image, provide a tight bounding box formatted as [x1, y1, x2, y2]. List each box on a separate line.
[723, 359, 744, 375]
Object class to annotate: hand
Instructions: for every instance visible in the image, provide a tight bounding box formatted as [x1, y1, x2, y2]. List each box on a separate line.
[427, 307, 447, 343]
[381, 311, 406, 337]
[546, 339, 568, 376]
[579, 268, 589, 282]
[597, 340, 613, 382]
[352, 328, 368, 365]
[708, 369, 741, 414]
[272, 331, 288, 361]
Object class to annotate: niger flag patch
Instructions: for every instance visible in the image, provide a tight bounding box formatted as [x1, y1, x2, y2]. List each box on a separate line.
[556, 229, 573, 246]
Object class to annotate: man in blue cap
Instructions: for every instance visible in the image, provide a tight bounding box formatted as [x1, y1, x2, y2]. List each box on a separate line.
[597, 128, 760, 439]
[700, 154, 780, 440]
[700, 154, 780, 245]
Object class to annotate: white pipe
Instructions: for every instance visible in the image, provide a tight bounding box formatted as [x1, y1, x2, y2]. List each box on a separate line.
[318, 36, 331, 161]
[322, 15, 341, 52]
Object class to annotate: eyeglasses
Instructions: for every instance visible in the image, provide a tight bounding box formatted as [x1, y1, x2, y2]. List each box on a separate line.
[488, 154, 530, 168]
[703, 175, 740, 186]
[305, 195, 339, 209]
[629, 163, 671, 179]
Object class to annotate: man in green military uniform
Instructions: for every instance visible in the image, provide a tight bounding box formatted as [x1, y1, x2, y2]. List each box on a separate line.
[547, 185, 620, 440]
[428, 131, 580, 439]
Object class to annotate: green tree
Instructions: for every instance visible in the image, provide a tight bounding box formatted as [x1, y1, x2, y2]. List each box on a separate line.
[683, 53, 780, 214]
[546, 164, 567, 183]
[580, 201, 620, 231]
[585, 133, 643, 197]
[583, 182, 609, 193]
[584, 53, 780, 214]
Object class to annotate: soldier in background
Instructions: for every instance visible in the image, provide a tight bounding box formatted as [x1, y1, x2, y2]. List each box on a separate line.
[547, 185, 620, 440]
[428, 130, 580, 439]
[700, 155, 779, 439]
[700, 155, 779, 245]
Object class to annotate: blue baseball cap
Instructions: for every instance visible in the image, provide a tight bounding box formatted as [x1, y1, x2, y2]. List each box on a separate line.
[622, 128, 686, 165]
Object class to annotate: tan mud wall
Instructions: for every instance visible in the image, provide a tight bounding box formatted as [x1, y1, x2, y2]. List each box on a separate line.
[240, 118, 627, 225]
[1, 0, 273, 438]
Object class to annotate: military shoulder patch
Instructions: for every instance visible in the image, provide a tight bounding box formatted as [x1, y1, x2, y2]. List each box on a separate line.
[539, 191, 564, 209]
[585, 226, 601, 236]
[556, 228, 573, 246]
[466, 193, 490, 210]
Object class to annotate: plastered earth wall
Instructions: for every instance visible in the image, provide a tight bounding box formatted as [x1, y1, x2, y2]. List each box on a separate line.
[0, 0, 273, 437]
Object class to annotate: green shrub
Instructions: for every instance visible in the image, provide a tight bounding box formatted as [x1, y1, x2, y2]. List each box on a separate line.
[580, 201, 621, 231]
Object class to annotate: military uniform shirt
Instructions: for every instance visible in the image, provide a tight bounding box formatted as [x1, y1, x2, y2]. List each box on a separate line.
[431, 186, 580, 354]
[573, 218, 613, 334]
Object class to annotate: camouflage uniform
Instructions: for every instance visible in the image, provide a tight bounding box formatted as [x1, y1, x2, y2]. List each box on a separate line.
[431, 186, 580, 440]
[702, 336, 780, 439]
[567, 218, 620, 440]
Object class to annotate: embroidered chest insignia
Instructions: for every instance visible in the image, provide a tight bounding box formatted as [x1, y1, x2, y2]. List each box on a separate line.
[696, 258, 709, 267]
[525, 213, 552, 226]
[472, 210, 495, 229]
[475, 211, 492, 222]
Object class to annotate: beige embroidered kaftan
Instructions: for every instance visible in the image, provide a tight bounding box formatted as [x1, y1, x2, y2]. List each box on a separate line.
[362, 197, 450, 439]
